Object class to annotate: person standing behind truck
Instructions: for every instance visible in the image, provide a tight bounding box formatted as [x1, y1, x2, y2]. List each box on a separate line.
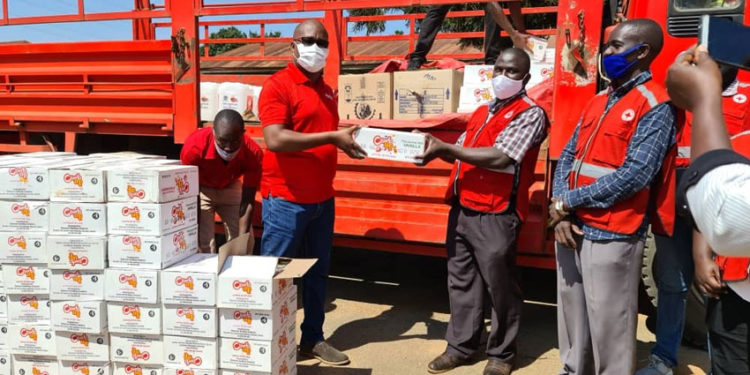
[407, 1, 531, 70]
[416, 48, 548, 375]
[636, 63, 749, 375]
[257, 19, 366, 366]
[548, 19, 678, 375]
[180, 109, 264, 253]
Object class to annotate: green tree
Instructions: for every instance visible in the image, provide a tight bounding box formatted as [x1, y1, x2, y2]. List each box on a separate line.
[349, 1, 556, 49]
[206, 26, 247, 56]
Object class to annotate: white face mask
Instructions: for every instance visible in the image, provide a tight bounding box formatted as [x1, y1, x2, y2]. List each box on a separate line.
[294, 42, 328, 73]
[214, 141, 239, 161]
[491, 74, 525, 100]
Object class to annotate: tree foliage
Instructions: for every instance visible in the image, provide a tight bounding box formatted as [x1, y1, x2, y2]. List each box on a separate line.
[206, 26, 247, 56]
[349, 1, 556, 49]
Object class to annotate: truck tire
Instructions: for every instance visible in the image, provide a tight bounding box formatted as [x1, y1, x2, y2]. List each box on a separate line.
[641, 231, 707, 349]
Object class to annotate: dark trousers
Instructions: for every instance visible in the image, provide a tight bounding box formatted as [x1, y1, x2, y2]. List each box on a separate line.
[409, 4, 503, 65]
[445, 204, 522, 363]
[260, 196, 335, 346]
[707, 288, 750, 375]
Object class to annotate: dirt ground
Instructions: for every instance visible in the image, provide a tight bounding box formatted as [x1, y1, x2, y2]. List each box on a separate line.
[294, 248, 710, 375]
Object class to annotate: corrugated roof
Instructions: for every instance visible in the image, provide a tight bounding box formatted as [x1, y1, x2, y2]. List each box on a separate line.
[200, 38, 482, 72]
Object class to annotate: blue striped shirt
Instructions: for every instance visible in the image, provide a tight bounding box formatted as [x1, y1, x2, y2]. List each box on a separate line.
[552, 71, 677, 241]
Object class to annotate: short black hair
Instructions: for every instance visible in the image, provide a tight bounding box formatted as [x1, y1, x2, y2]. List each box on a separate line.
[213, 109, 244, 130]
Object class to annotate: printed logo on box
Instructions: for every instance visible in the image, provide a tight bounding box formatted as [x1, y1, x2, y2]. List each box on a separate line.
[277, 330, 290, 352]
[9, 167, 29, 183]
[21, 327, 38, 341]
[8, 235, 27, 249]
[12, 203, 31, 216]
[127, 184, 146, 200]
[122, 305, 141, 319]
[21, 295, 39, 309]
[232, 341, 251, 355]
[124, 366, 143, 375]
[232, 280, 252, 295]
[123, 236, 142, 252]
[173, 232, 188, 253]
[175, 370, 194, 375]
[122, 206, 141, 221]
[69, 252, 90, 267]
[473, 87, 492, 102]
[233, 311, 252, 326]
[132, 347, 151, 361]
[183, 353, 203, 367]
[175, 175, 190, 196]
[175, 275, 194, 290]
[64, 173, 84, 187]
[120, 274, 138, 288]
[70, 333, 90, 347]
[32, 367, 50, 375]
[279, 361, 290, 375]
[63, 207, 84, 222]
[17, 265, 36, 280]
[64, 270, 83, 284]
[373, 135, 397, 154]
[177, 307, 195, 321]
[63, 303, 82, 318]
[171, 203, 186, 224]
[71, 363, 91, 375]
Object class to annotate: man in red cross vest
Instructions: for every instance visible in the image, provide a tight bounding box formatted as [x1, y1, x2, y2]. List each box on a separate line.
[549, 19, 678, 374]
[416, 48, 549, 375]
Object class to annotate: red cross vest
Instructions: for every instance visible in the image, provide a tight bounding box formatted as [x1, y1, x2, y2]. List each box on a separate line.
[569, 81, 677, 236]
[446, 94, 548, 221]
[715, 131, 750, 282]
[676, 81, 750, 167]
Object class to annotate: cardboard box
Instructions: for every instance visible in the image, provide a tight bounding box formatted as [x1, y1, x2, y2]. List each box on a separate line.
[0, 201, 48, 232]
[166, 369, 217, 375]
[112, 364, 162, 375]
[338, 73, 393, 121]
[218, 324, 295, 373]
[108, 227, 198, 270]
[49, 270, 105, 301]
[2, 265, 50, 294]
[47, 236, 107, 270]
[462, 65, 494, 88]
[217, 260, 304, 310]
[110, 335, 164, 366]
[107, 303, 161, 336]
[0, 163, 49, 200]
[163, 336, 217, 370]
[11, 356, 58, 375]
[49, 203, 107, 236]
[49, 166, 107, 203]
[55, 332, 110, 362]
[218, 288, 297, 341]
[105, 269, 159, 304]
[160, 254, 217, 306]
[51, 301, 108, 334]
[107, 198, 198, 236]
[219, 357, 296, 375]
[353, 127, 426, 163]
[107, 165, 199, 203]
[0, 352, 9, 375]
[58, 361, 111, 375]
[18, 152, 76, 158]
[527, 61, 554, 90]
[457, 85, 494, 113]
[88, 152, 165, 160]
[393, 70, 463, 120]
[162, 306, 217, 339]
[7, 295, 51, 324]
[8, 324, 56, 357]
[526, 36, 548, 62]
[0, 232, 47, 264]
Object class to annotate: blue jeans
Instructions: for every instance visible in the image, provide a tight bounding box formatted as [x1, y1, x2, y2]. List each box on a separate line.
[652, 214, 694, 368]
[260, 196, 334, 346]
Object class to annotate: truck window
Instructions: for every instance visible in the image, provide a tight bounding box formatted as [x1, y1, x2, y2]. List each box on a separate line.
[674, 0, 742, 10]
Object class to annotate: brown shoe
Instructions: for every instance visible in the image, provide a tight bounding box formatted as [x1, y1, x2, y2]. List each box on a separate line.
[483, 358, 513, 375]
[427, 352, 467, 374]
[299, 341, 350, 366]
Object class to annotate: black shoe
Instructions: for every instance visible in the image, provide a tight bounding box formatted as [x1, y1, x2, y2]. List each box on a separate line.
[407, 58, 424, 71]
[427, 352, 467, 374]
[299, 341, 350, 366]
[483, 358, 513, 375]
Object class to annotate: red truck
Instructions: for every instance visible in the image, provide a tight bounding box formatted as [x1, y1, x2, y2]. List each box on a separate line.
[1, 0, 747, 346]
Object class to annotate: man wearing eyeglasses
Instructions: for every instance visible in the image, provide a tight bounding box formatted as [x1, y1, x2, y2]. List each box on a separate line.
[257, 19, 366, 366]
[180, 109, 264, 253]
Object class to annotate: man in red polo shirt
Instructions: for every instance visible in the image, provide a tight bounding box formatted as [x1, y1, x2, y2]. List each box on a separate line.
[180, 109, 263, 253]
[257, 19, 365, 366]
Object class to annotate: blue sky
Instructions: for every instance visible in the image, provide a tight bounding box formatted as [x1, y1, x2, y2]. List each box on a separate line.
[0, 0, 406, 43]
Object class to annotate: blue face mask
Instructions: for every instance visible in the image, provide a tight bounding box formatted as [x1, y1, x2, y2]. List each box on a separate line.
[601, 44, 644, 80]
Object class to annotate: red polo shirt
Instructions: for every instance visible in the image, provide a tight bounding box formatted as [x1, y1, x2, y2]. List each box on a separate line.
[258, 63, 339, 204]
[180, 127, 263, 189]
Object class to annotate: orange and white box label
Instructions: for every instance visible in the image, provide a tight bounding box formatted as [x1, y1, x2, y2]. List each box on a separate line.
[109, 227, 198, 270]
[112, 364, 163, 375]
[47, 235, 107, 270]
[218, 324, 296, 373]
[0, 201, 49, 232]
[8, 294, 51, 324]
[162, 306, 217, 339]
[0, 232, 47, 264]
[55, 332, 110, 362]
[107, 198, 198, 236]
[219, 287, 297, 341]
[3, 265, 51, 294]
[49, 203, 107, 236]
[161, 253, 217, 306]
[11, 356, 58, 375]
[50, 270, 105, 301]
[105, 269, 159, 304]
[107, 303, 162, 335]
[51, 301, 107, 334]
[59, 361, 112, 375]
[163, 335, 218, 370]
[8, 324, 57, 356]
[110, 334, 164, 366]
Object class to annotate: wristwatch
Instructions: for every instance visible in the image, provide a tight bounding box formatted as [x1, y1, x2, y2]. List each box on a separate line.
[554, 198, 569, 216]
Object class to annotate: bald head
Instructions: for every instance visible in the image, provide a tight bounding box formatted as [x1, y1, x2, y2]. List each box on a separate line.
[607, 19, 664, 65]
[213, 109, 245, 153]
[293, 19, 327, 39]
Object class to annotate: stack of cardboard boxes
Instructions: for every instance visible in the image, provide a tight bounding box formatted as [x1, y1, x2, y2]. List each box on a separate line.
[104, 163, 199, 375]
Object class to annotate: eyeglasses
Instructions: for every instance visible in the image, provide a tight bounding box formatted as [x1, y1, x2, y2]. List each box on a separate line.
[294, 37, 329, 49]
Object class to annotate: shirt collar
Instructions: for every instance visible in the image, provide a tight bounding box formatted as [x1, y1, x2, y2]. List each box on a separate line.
[723, 79, 739, 97]
[287, 62, 312, 85]
[489, 90, 526, 114]
[609, 70, 652, 98]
